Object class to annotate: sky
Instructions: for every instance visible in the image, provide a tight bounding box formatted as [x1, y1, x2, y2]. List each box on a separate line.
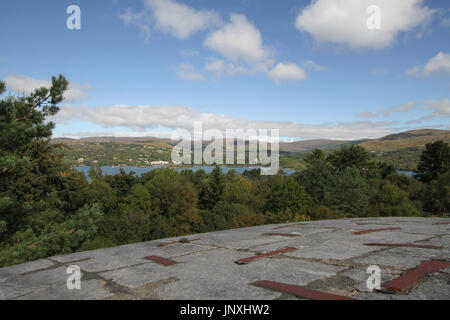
[0, 0, 449, 140]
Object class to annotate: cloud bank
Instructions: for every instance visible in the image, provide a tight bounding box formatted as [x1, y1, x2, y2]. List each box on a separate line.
[358, 99, 449, 124]
[358, 102, 416, 118]
[53, 104, 402, 140]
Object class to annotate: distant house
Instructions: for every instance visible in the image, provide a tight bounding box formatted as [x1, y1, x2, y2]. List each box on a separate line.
[150, 161, 170, 166]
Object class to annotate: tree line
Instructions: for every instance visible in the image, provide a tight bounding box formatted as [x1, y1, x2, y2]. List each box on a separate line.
[0, 76, 448, 267]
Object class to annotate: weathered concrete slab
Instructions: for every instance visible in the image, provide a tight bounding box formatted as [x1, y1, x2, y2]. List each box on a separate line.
[0, 217, 448, 300]
[284, 239, 381, 260]
[0, 259, 55, 277]
[154, 249, 344, 300]
[15, 280, 112, 300]
[354, 246, 450, 269]
[405, 278, 450, 300]
[355, 277, 450, 300]
[0, 266, 68, 299]
[52, 242, 214, 273]
[415, 235, 450, 249]
[343, 267, 402, 292]
[356, 232, 432, 242]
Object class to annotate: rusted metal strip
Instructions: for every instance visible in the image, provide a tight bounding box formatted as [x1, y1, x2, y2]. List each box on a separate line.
[158, 238, 201, 247]
[364, 243, 443, 249]
[352, 227, 401, 235]
[235, 247, 297, 265]
[262, 233, 300, 237]
[434, 222, 450, 225]
[252, 280, 356, 300]
[382, 260, 450, 293]
[144, 255, 178, 266]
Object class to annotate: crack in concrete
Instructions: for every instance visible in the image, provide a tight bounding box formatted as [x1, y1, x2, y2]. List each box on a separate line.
[18, 257, 93, 277]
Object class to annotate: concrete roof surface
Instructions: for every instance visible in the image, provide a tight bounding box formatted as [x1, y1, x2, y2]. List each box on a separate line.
[0, 217, 449, 300]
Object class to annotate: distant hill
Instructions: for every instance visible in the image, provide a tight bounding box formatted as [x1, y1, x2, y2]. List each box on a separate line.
[53, 129, 450, 153]
[279, 139, 357, 152]
[52, 136, 176, 149]
[277, 129, 449, 153]
[52, 129, 450, 170]
[358, 129, 450, 152]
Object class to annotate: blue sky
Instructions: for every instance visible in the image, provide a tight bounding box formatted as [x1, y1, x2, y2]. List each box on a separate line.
[0, 0, 449, 140]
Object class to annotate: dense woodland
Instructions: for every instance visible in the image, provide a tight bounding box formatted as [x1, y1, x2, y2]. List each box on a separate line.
[1, 76, 449, 267]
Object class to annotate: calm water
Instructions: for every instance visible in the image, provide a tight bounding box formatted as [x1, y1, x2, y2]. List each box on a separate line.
[75, 166, 414, 179]
[398, 171, 415, 177]
[75, 166, 296, 178]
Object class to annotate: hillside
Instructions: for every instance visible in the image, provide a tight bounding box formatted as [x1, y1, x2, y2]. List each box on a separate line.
[52, 136, 176, 148]
[52, 129, 450, 170]
[359, 129, 450, 152]
[279, 139, 359, 152]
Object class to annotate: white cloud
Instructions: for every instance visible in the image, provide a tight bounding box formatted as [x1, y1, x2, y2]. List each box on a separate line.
[57, 130, 175, 140]
[52, 104, 399, 140]
[204, 59, 308, 84]
[4, 74, 90, 102]
[357, 111, 377, 119]
[358, 102, 416, 118]
[204, 14, 272, 63]
[119, 8, 152, 41]
[120, 0, 222, 40]
[269, 63, 306, 84]
[146, 0, 222, 39]
[295, 0, 435, 49]
[204, 14, 308, 84]
[204, 58, 255, 77]
[406, 52, 450, 77]
[203, 15, 306, 84]
[304, 60, 326, 71]
[205, 59, 226, 74]
[359, 99, 449, 124]
[121, 5, 306, 85]
[406, 116, 433, 125]
[176, 63, 205, 81]
[424, 99, 450, 118]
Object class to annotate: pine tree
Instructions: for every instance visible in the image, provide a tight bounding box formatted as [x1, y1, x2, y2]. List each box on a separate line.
[0, 76, 103, 267]
[416, 140, 450, 183]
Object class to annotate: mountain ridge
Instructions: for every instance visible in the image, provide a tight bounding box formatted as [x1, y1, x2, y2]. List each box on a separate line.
[53, 129, 450, 153]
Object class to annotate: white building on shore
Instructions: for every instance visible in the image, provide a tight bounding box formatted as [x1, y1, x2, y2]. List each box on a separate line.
[150, 160, 170, 166]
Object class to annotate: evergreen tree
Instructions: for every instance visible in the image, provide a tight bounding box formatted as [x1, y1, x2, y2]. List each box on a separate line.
[264, 176, 312, 214]
[324, 167, 370, 217]
[368, 181, 420, 217]
[305, 149, 326, 164]
[1, 75, 70, 234]
[423, 171, 450, 215]
[327, 145, 370, 171]
[416, 140, 449, 183]
[199, 166, 225, 210]
[0, 76, 103, 266]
